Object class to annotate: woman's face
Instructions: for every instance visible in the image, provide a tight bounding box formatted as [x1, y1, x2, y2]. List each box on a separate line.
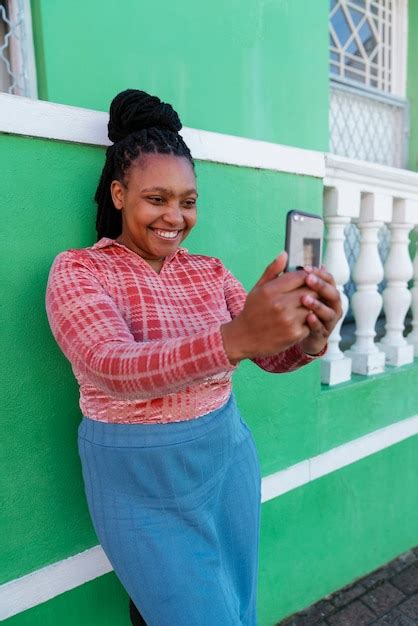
[110, 153, 198, 271]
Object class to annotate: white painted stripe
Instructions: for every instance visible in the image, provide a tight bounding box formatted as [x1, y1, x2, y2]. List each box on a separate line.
[261, 413, 418, 502]
[2, 414, 417, 620]
[0, 93, 324, 178]
[0, 546, 112, 620]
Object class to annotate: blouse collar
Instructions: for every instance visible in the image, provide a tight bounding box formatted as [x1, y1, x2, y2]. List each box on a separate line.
[92, 237, 188, 264]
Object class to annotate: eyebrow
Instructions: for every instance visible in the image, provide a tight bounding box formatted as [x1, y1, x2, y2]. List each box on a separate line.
[141, 186, 198, 197]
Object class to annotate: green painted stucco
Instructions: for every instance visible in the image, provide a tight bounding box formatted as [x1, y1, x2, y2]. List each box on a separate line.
[30, 0, 329, 151]
[258, 434, 418, 624]
[2, 132, 418, 621]
[408, 0, 418, 171]
[1, 133, 324, 583]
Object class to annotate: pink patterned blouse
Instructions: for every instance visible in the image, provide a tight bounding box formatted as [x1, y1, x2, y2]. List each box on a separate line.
[45, 237, 323, 423]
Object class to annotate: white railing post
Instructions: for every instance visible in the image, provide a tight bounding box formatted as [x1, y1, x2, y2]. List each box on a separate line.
[408, 226, 418, 356]
[378, 199, 418, 366]
[346, 193, 391, 375]
[321, 185, 358, 385]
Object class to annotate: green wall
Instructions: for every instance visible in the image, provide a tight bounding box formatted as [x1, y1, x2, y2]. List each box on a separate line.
[408, 0, 418, 171]
[2, 132, 418, 625]
[1, 133, 324, 582]
[30, 0, 329, 151]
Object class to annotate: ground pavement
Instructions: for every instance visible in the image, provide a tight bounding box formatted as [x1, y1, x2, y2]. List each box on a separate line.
[276, 546, 418, 625]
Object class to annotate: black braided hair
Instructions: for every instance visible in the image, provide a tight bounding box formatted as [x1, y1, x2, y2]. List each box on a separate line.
[94, 89, 195, 241]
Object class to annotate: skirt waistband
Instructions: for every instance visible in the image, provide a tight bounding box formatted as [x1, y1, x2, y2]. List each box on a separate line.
[78, 392, 241, 448]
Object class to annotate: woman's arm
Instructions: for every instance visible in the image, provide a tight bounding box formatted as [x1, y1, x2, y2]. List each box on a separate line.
[222, 266, 326, 373]
[45, 252, 236, 400]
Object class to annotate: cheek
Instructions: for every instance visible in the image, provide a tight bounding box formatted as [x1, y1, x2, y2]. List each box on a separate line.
[186, 211, 197, 228]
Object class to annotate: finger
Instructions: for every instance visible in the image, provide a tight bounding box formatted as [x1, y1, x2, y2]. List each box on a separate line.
[305, 265, 336, 287]
[254, 252, 288, 288]
[278, 286, 319, 307]
[263, 269, 311, 296]
[300, 294, 337, 323]
[305, 312, 325, 334]
[304, 273, 341, 306]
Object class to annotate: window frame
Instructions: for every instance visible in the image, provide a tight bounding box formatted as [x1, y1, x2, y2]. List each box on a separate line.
[0, 0, 37, 98]
[329, 0, 408, 100]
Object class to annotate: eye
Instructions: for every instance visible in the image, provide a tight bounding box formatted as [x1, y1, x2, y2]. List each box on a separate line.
[182, 199, 197, 208]
[148, 196, 164, 203]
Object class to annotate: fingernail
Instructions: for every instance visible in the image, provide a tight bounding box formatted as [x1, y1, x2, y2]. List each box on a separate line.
[304, 265, 313, 272]
[305, 295, 314, 305]
[308, 274, 318, 284]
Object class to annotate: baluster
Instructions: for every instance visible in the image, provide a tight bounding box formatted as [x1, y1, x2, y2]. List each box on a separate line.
[346, 193, 391, 375]
[379, 199, 418, 365]
[408, 226, 418, 356]
[321, 217, 352, 384]
[320, 185, 359, 385]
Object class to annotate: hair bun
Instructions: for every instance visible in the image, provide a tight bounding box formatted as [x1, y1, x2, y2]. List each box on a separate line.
[107, 89, 182, 143]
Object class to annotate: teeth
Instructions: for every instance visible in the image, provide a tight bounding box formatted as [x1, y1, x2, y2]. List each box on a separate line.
[153, 229, 179, 239]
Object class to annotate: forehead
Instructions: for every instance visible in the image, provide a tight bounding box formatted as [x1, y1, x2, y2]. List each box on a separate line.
[127, 153, 196, 190]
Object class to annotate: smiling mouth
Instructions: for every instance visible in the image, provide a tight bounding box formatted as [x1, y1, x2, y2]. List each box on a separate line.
[149, 228, 183, 240]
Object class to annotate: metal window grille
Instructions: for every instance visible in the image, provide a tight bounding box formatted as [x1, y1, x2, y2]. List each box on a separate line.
[330, 0, 394, 92]
[330, 81, 408, 168]
[329, 0, 408, 169]
[0, 0, 37, 97]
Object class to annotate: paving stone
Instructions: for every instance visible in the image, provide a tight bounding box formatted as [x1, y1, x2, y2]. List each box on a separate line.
[276, 547, 418, 626]
[327, 600, 375, 625]
[331, 582, 367, 608]
[276, 599, 335, 625]
[397, 593, 418, 621]
[372, 606, 417, 625]
[361, 581, 406, 616]
[388, 551, 417, 575]
[391, 563, 418, 595]
[360, 566, 392, 590]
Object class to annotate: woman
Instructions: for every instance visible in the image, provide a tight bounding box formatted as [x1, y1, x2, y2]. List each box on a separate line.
[45, 89, 341, 626]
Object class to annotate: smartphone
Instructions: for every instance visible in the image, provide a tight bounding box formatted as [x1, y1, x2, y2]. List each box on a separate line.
[284, 210, 324, 272]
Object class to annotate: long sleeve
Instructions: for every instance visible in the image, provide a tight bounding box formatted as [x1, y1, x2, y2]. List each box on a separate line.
[45, 251, 235, 401]
[222, 267, 325, 373]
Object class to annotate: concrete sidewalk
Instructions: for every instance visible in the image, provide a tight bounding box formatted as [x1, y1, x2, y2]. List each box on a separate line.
[277, 546, 418, 625]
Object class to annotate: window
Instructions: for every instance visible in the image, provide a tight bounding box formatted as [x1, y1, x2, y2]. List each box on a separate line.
[0, 0, 37, 97]
[329, 0, 408, 168]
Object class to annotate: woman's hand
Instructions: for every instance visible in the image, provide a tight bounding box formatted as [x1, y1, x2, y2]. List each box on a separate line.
[220, 252, 319, 364]
[299, 265, 343, 355]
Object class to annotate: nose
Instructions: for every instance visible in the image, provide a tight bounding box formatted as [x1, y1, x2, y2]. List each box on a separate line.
[162, 203, 185, 227]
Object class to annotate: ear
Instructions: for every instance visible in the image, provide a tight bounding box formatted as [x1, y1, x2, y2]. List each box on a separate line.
[110, 180, 124, 210]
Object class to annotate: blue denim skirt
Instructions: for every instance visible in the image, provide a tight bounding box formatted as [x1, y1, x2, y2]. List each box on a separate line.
[77, 392, 261, 626]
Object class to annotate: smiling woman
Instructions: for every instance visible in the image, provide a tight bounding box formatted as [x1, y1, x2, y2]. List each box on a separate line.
[45, 89, 335, 626]
[110, 153, 198, 272]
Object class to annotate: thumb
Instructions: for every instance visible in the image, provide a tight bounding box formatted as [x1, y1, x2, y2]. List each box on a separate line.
[254, 252, 288, 288]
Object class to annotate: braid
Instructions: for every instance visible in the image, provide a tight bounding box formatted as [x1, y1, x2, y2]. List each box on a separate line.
[94, 90, 195, 242]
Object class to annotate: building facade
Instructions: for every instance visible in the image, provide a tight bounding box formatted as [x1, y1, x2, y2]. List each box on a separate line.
[1, 1, 417, 624]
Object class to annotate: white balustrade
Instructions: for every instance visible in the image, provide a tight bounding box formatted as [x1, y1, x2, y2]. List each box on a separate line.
[322, 155, 418, 385]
